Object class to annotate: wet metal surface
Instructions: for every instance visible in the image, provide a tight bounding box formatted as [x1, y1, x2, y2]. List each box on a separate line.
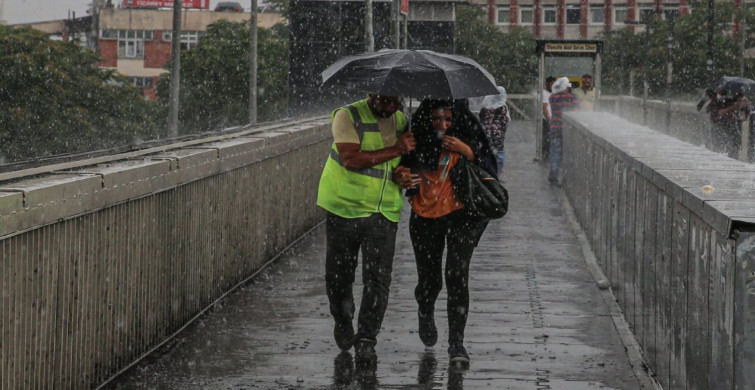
[104, 122, 643, 389]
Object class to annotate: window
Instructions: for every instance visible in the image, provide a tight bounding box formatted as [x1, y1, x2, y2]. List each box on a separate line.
[590, 7, 604, 25]
[566, 5, 581, 24]
[614, 6, 628, 24]
[117, 30, 145, 58]
[543, 5, 556, 25]
[497, 6, 510, 25]
[638, 3, 657, 22]
[180, 31, 202, 51]
[519, 6, 534, 25]
[101, 29, 117, 39]
[128, 77, 154, 88]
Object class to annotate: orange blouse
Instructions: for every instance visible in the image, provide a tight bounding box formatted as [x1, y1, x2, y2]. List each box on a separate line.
[409, 151, 465, 218]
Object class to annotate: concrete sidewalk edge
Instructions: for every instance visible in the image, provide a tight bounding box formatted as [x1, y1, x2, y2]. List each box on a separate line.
[558, 188, 664, 390]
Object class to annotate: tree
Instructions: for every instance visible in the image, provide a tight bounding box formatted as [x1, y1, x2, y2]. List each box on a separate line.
[157, 20, 289, 134]
[599, 1, 755, 98]
[454, 4, 538, 94]
[0, 26, 162, 162]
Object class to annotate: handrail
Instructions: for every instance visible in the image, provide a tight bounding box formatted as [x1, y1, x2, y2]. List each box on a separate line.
[0, 115, 329, 184]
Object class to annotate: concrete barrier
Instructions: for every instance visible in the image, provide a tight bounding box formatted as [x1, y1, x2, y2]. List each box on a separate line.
[0, 118, 332, 389]
[561, 111, 755, 390]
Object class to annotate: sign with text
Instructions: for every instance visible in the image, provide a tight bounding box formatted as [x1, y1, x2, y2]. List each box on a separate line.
[544, 42, 598, 53]
[122, 0, 210, 9]
[400, 0, 409, 15]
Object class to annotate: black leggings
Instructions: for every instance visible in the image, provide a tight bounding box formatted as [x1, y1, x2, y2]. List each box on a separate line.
[409, 210, 487, 345]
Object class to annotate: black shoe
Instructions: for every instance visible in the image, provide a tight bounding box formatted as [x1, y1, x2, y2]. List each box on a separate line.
[333, 351, 354, 385]
[418, 310, 437, 347]
[448, 343, 470, 365]
[333, 320, 355, 351]
[354, 340, 378, 365]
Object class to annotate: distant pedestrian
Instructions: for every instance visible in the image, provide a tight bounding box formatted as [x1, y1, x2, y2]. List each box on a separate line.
[707, 90, 750, 159]
[548, 77, 578, 184]
[398, 98, 497, 366]
[541, 76, 556, 160]
[479, 86, 510, 178]
[317, 94, 418, 366]
[573, 74, 597, 111]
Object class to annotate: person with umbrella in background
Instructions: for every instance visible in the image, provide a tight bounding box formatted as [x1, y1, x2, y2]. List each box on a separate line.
[398, 98, 497, 366]
[316, 93, 419, 366]
[479, 86, 510, 179]
[705, 76, 754, 159]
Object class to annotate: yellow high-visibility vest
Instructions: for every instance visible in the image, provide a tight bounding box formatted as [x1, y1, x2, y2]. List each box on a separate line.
[317, 99, 407, 222]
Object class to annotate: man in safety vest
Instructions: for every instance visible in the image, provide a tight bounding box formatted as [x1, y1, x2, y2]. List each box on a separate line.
[317, 94, 419, 365]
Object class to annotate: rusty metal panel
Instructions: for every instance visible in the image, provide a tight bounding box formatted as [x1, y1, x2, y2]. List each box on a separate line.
[613, 157, 626, 312]
[655, 192, 673, 390]
[623, 165, 637, 334]
[710, 231, 735, 389]
[643, 181, 659, 371]
[734, 230, 755, 389]
[632, 171, 647, 348]
[686, 213, 711, 390]
[669, 201, 690, 390]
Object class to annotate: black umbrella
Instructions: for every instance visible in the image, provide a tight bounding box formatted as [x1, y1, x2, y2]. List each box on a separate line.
[710, 76, 755, 95]
[321, 49, 499, 99]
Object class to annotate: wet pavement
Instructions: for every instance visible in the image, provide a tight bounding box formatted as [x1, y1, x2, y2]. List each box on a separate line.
[104, 122, 647, 389]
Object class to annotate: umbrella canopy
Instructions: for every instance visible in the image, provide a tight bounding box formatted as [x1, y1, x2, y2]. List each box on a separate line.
[710, 76, 755, 95]
[321, 49, 499, 99]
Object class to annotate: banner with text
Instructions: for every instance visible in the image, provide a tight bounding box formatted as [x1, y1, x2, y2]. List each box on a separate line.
[122, 0, 210, 9]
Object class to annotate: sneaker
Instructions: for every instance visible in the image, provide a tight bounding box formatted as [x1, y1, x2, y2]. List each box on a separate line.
[333, 320, 354, 351]
[448, 343, 470, 365]
[418, 310, 437, 347]
[354, 340, 378, 365]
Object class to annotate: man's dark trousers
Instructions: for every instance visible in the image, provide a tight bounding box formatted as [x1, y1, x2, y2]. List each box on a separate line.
[325, 212, 398, 346]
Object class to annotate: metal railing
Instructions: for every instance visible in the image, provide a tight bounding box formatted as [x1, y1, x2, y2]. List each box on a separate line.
[561, 111, 755, 390]
[1, 116, 332, 389]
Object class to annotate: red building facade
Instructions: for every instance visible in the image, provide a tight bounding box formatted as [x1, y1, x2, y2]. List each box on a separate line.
[484, 0, 691, 39]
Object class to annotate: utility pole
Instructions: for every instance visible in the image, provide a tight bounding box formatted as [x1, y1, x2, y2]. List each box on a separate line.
[706, 0, 714, 80]
[740, 3, 746, 77]
[90, 0, 105, 50]
[249, 0, 258, 124]
[391, 0, 400, 49]
[0, 0, 6, 25]
[364, 0, 374, 51]
[666, 11, 678, 133]
[168, 0, 182, 137]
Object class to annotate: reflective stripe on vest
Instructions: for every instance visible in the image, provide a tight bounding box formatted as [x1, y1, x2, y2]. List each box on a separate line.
[329, 149, 393, 181]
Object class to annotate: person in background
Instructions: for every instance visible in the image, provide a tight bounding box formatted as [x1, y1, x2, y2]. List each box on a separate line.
[707, 89, 750, 159]
[398, 99, 497, 366]
[548, 77, 578, 185]
[573, 74, 597, 111]
[317, 94, 418, 366]
[479, 86, 510, 179]
[541, 76, 556, 161]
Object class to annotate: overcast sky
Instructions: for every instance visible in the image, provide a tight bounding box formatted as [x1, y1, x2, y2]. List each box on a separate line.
[3, 0, 242, 24]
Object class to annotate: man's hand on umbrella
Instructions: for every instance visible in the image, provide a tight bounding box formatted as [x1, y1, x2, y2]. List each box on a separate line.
[393, 166, 420, 189]
[394, 131, 416, 155]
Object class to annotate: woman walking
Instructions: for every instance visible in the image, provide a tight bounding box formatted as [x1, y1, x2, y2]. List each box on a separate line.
[399, 99, 497, 365]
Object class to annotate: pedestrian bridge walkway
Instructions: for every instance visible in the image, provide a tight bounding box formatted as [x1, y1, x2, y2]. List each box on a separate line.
[3, 114, 755, 390]
[102, 122, 646, 389]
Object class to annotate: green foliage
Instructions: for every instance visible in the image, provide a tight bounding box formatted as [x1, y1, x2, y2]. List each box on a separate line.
[599, 1, 755, 98]
[157, 20, 289, 134]
[454, 4, 538, 94]
[0, 26, 162, 162]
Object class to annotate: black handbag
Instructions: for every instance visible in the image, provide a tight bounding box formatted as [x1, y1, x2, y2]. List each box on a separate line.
[449, 158, 509, 219]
